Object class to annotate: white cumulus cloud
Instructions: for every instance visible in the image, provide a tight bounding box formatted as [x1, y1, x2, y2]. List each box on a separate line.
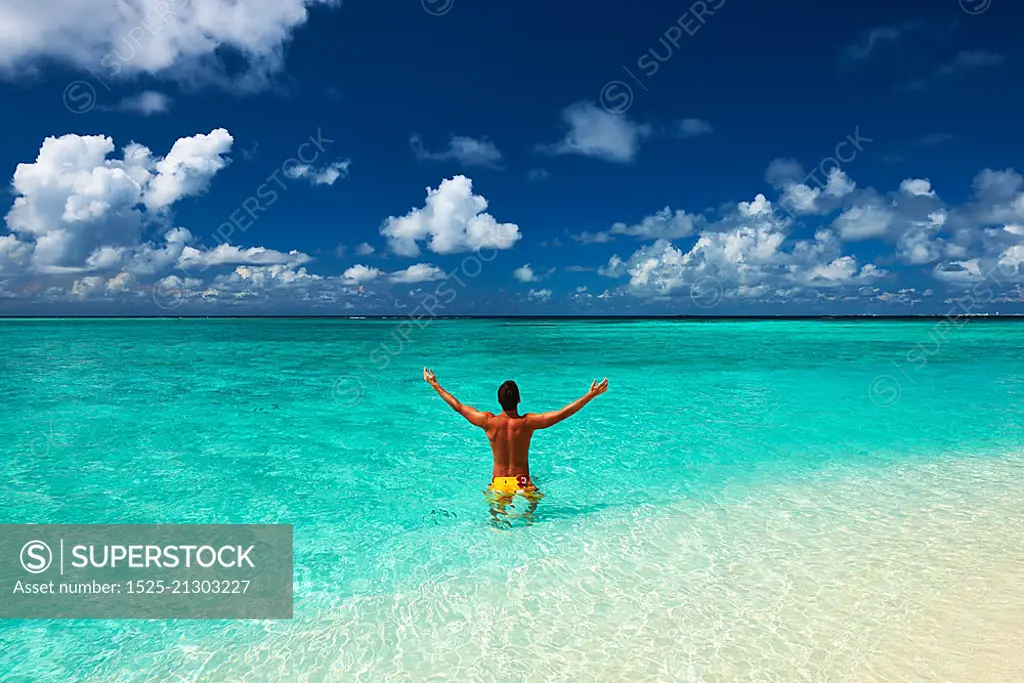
[832, 204, 894, 241]
[900, 178, 937, 197]
[4, 129, 232, 272]
[598, 196, 885, 300]
[380, 175, 521, 257]
[528, 288, 552, 300]
[513, 264, 540, 282]
[410, 135, 503, 168]
[111, 91, 171, 115]
[540, 102, 652, 163]
[677, 118, 713, 138]
[145, 128, 234, 209]
[389, 263, 445, 284]
[573, 207, 703, 243]
[284, 160, 350, 186]
[177, 244, 312, 270]
[343, 264, 384, 285]
[0, 0, 343, 90]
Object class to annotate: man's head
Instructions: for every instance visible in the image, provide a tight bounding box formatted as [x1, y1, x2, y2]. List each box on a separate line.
[497, 380, 520, 412]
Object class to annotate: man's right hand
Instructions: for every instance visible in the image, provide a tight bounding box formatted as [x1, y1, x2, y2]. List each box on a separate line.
[424, 367, 440, 388]
[528, 377, 609, 430]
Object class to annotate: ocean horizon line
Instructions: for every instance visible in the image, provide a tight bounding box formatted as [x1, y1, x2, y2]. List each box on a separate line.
[3, 313, 1024, 321]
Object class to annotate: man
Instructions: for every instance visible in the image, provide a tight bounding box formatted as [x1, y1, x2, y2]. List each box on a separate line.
[423, 368, 608, 503]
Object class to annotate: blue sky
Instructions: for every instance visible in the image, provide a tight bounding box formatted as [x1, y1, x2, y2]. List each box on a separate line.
[0, 0, 1022, 314]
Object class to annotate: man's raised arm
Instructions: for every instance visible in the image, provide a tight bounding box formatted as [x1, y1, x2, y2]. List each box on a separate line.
[527, 378, 608, 430]
[423, 367, 491, 428]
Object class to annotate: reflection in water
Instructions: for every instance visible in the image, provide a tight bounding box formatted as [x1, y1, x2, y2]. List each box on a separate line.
[485, 487, 544, 529]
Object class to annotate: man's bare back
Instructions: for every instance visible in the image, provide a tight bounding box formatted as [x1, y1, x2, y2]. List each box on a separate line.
[423, 368, 608, 492]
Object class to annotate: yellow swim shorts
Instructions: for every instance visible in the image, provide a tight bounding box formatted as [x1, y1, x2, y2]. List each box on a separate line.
[488, 475, 542, 498]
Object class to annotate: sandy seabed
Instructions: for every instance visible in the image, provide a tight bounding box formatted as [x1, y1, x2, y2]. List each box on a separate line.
[106, 452, 1024, 683]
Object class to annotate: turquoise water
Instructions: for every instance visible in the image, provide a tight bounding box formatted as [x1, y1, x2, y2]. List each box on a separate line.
[1, 319, 1023, 681]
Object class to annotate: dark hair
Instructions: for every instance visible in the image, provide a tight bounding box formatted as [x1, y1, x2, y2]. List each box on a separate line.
[497, 380, 520, 412]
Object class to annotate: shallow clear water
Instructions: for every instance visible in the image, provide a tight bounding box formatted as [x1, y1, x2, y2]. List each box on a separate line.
[1, 319, 1022, 682]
